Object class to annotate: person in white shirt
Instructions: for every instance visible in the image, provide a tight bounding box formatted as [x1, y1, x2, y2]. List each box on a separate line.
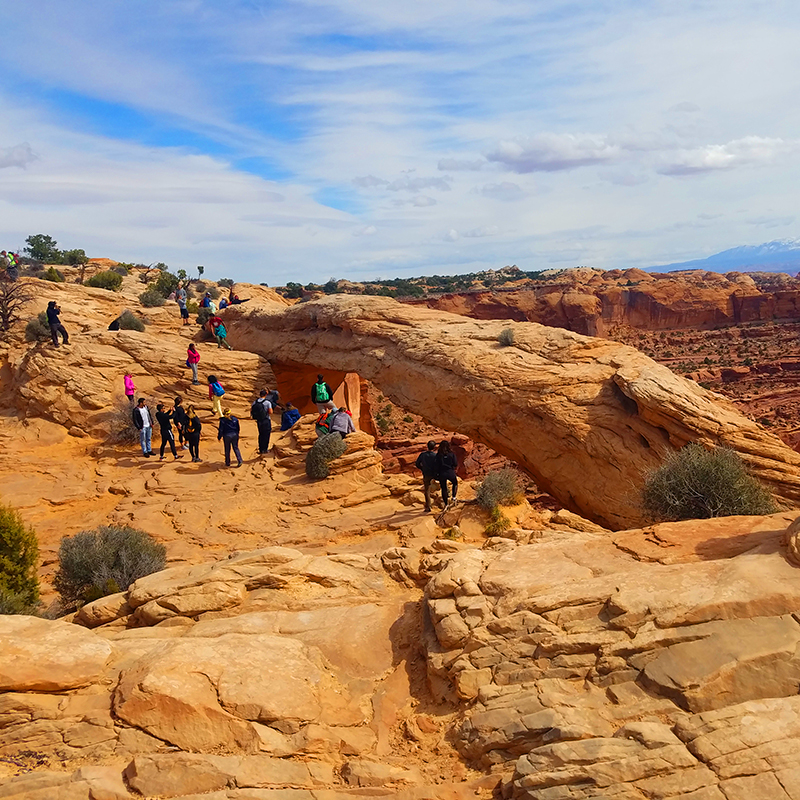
[132, 398, 154, 457]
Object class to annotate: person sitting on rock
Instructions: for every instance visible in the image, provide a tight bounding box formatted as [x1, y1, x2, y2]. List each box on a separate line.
[436, 440, 459, 508]
[281, 402, 301, 430]
[155, 403, 181, 461]
[415, 440, 439, 513]
[217, 408, 243, 468]
[330, 406, 356, 439]
[311, 374, 334, 412]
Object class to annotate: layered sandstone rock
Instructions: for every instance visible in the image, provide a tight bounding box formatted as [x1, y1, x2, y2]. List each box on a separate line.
[224, 295, 800, 528]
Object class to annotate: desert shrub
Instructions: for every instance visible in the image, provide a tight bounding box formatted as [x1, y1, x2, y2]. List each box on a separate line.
[194, 281, 206, 292]
[112, 264, 130, 276]
[218, 278, 234, 288]
[476, 468, 524, 510]
[118, 310, 145, 332]
[54, 525, 166, 608]
[85, 270, 123, 291]
[207, 285, 220, 300]
[153, 270, 179, 298]
[139, 288, 165, 307]
[25, 311, 51, 342]
[43, 266, 65, 283]
[306, 433, 347, 479]
[641, 443, 778, 521]
[195, 307, 214, 327]
[0, 503, 40, 614]
[187, 300, 199, 315]
[108, 402, 141, 445]
[484, 506, 511, 536]
[498, 327, 515, 346]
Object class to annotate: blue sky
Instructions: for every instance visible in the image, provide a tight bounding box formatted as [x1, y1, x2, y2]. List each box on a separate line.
[1, 0, 799, 283]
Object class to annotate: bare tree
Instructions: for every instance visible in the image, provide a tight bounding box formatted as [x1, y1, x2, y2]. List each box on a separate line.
[0, 277, 33, 333]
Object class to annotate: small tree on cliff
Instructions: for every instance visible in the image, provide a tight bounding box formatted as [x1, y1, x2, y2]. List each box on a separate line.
[0, 503, 40, 614]
[641, 443, 778, 521]
[0, 277, 32, 334]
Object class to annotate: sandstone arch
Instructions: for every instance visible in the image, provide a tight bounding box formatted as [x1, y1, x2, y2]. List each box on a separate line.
[225, 296, 800, 529]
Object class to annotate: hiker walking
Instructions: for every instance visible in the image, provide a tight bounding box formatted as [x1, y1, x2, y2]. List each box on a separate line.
[415, 440, 439, 512]
[207, 375, 225, 416]
[123, 372, 136, 404]
[311, 374, 334, 412]
[131, 398, 154, 457]
[250, 389, 273, 455]
[436, 440, 459, 508]
[173, 396, 189, 450]
[184, 405, 203, 462]
[155, 403, 182, 461]
[210, 316, 232, 350]
[218, 408, 243, 468]
[281, 402, 301, 430]
[186, 343, 201, 384]
[176, 284, 190, 326]
[46, 301, 69, 346]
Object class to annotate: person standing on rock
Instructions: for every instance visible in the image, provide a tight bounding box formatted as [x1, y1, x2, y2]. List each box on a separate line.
[207, 375, 225, 417]
[311, 374, 334, 413]
[155, 403, 182, 461]
[173, 397, 189, 450]
[281, 402, 301, 430]
[250, 389, 273, 456]
[218, 408, 243, 468]
[186, 343, 201, 385]
[46, 301, 69, 347]
[132, 398, 154, 457]
[184, 405, 203, 462]
[436, 440, 459, 508]
[123, 372, 136, 404]
[415, 440, 439, 512]
[176, 284, 190, 326]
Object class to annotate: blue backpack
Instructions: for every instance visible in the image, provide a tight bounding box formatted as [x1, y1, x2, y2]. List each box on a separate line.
[211, 381, 225, 396]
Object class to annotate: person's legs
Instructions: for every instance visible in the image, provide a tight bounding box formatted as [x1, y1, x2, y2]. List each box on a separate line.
[58, 324, 69, 344]
[160, 431, 168, 458]
[216, 334, 223, 348]
[423, 476, 433, 511]
[232, 437, 243, 466]
[191, 363, 198, 383]
[188, 434, 199, 460]
[212, 395, 223, 415]
[49, 324, 59, 346]
[168, 431, 178, 458]
[439, 478, 449, 506]
[140, 428, 148, 455]
[223, 437, 232, 466]
[450, 475, 458, 502]
[127, 394, 134, 404]
[257, 421, 271, 453]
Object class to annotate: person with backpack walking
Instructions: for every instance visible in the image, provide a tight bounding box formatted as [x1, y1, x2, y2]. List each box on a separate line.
[281, 402, 301, 430]
[155, 403, 182, 461]
[311, 374, 334, 412]
[131, 398, 154, 457]
[123, 372, 136, 404]
[415, 440, 439, 512]
[436, 440, 459, 508]
[217, 408, 243, 467]
[250, 389, 273, 455]
[184, 404, 203, 462]
[186, 343, 200, 384]
[46, 301, 69, 346]
[208, 375, 225, 416]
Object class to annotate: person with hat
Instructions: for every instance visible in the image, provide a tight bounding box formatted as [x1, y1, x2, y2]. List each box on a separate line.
[217, 407, 243, 468]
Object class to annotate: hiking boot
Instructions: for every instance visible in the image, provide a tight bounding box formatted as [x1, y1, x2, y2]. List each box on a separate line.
[144, 453, 151, 458]
[159, 456, 165, 461]
[235, 462, 243, 468]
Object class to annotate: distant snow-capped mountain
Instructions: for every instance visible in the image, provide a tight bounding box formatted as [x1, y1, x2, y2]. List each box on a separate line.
[644, 239, 800, 274]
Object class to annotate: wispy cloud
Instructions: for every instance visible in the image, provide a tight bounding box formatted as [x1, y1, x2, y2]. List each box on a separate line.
[0, 143, 37, 169]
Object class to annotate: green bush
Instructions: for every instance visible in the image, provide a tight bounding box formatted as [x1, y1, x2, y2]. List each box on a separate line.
[108, 402, 141, 445]
[153, 270, 179, 298]
[112, 264, 130, 276]
[641, 443, 778, 521]
[0, 503, 40, 614]
[218, 278, 234, 288]
[139, 288, 165, 307]
[306, 433, 347, 479]
[25, 311, 51, 342]
[54, 525, 166, 608]
[62, 248, 87, 266]
[85, 270, 123, 291]
[43, 266, 65, 283]
[484, 506, 512, 536]
[498, 327, 515, 346]
[118, 310, 145, 332]
[195, 307, 214, 327]
[476, 468, 524, 510]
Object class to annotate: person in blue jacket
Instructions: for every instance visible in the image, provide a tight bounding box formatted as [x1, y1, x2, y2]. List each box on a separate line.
[217, 408, 243, 468]
[281, 402, 301, 430]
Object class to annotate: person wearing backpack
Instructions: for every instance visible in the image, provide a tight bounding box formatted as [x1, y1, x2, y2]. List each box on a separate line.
[436, 440, 459, 508]
[415, 440, 439, 512]
[184, 404, 203, 462]
[207, 375, 225, 416]
[217, 408, 243, 468]
[311, 374, 334, 412]
[250, 389, 273, 455]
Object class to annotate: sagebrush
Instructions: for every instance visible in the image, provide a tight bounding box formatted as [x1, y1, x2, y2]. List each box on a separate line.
[498, 327, 515, 346]
[641, 443, 778, 521]
[43, 266, 65, 283]
[484, 506, 512, 536]
[118, 310, 145, 331]
[25, 311, 50, 342]
[139, 288, 165, 307]
[85, 270, 123, 291]
[306, 433, 347, 479]
[54, 525, 166, 608]
[108, 402, 142, 445]
[476, 468, 524, 510]
[0, 503, 40, 614]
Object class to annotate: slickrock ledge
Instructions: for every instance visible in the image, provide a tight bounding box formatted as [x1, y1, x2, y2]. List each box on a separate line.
[225, 295, 800, 528]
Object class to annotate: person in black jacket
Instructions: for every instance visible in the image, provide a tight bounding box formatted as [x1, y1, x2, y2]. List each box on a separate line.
[173, 397, 189, 450]
[46, 301, 69, 346]
[184, 404, 203, 462]
[436, 440, 458, 507]
[415, 440, 439, 512]
[155, 403, 182, 460]
[250, 389, 273, 455]
[311, 374, 334, 412]
[217, 408, 243, 467]
[131, 398, 154, 457]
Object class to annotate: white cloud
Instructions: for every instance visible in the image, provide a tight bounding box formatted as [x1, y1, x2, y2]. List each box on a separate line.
[412, 195, 437, 207]
[353, 225, 377, 236]
[0, 143, 37, 169]
[444, 229, 459, 242]
[480, 182, 524, 201]
[438, 157, 484, 171]
[463, 225, 498, 238]
[486, 134, 620, 173]
[353, 175, 389, 188]
[658, 137, 800, 176]
[386, 176, 451, 192]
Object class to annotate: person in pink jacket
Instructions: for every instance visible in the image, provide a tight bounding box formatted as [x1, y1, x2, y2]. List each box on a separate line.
[186, 343, 201, 385]
[123, 372, 136, 404]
